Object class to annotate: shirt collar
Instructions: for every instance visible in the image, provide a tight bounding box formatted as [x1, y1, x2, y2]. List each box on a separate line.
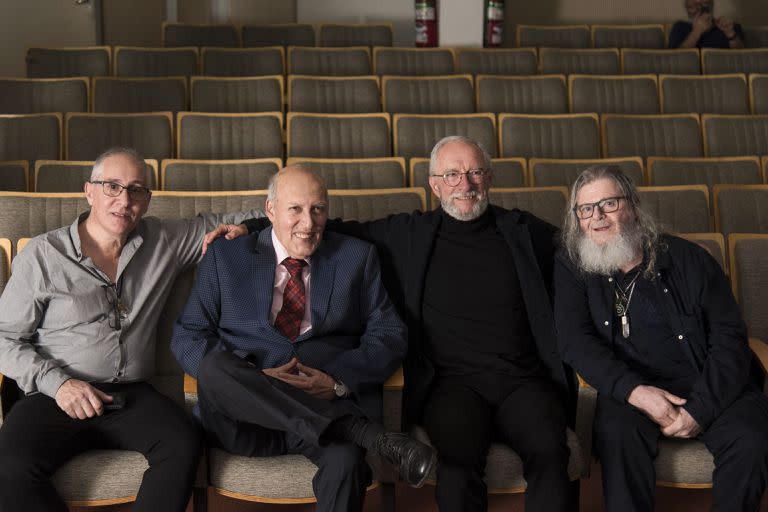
[270, 228, 311, 267]
[68, 210, 144, 262]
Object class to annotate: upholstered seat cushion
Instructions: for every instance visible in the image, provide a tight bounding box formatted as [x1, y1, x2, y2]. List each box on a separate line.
[52, 450, 148, 503]
[655, 438, 714, 485]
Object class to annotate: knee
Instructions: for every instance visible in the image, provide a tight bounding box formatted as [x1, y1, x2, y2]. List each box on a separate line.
[198, 350, 230, 385]
[151, 420, 203, 467]
[724, 427, 768, 469]
[0, 448, 44, 485]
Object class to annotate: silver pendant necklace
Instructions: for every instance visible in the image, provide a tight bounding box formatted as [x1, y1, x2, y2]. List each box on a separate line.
[614, 272, 640, 339]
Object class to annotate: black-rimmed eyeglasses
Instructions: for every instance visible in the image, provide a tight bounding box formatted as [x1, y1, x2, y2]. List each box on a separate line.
[573, 196, 625, 219]
[90, 180, 151, 201]
[429, 168, 490, 187]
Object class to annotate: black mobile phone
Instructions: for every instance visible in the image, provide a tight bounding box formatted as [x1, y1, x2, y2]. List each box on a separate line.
[104, 392, 126, 411]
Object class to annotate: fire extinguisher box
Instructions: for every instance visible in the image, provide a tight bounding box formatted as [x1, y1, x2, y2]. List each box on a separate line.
[439, 0, 485, 47]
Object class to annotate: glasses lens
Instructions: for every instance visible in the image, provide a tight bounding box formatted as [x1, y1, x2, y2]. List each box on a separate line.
[577, 206, 593, 219]
[443, 172, 460, 186]
[127, 186, 149, 200]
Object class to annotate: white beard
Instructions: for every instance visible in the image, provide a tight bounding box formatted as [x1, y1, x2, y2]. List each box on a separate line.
[577, 227, 642, 276]
[441, 190, 489, 221]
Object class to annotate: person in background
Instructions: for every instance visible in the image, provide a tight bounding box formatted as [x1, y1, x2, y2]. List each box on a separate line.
[669, 0, 744, 48]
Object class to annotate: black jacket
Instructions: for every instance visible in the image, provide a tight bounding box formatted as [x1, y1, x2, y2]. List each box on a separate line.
[248, 206, 570, 426]
[554, 234, 753, 429]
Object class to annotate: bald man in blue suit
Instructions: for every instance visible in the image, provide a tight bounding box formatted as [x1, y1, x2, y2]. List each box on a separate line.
[171, 166, 435, 512]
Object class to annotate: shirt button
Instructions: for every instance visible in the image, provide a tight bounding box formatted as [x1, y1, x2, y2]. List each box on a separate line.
[112, 377, 119, 383]
[608, 277, 613, 282]
[604, 320, 609, 326]
[678, 334, 684, 340]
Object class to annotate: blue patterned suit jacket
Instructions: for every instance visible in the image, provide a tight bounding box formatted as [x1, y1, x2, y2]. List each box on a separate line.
[170, 227, 407, 420]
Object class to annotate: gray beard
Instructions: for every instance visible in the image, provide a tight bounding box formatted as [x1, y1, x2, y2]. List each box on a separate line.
[441, 191, 489, 221]
[577, 227, 643, 276]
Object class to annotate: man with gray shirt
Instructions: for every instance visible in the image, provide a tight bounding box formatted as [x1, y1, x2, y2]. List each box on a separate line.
[0, 147, 261, 512]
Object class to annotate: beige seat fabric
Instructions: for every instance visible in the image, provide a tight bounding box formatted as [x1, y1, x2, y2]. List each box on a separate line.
[602, 114, 703, 159]
[637, 186, 710, 233]
[26, 47, 110, 78]
[702, 49, 768, 74]
[191, 76, 283, 113]
[750, 74, 768, 114]
[286, 158, 405, 189]
[530, 157, 644, 187]
[114, 47, 198, 77]
[0, 193, 88, 252]
[648, 157, 762, 192]
[715, 185, 768, 236]
[36, 160, 158, 192]
[703, 115, 768, 156]
[591, 25, 665, 49]
[201, 47, 284, 77]
[394, 114, 497, 161]
[0, 114, 61, 170]
[383, 75, 474, 115]
[729, 235, 768, 340]
[327, 189, 425, 221]
[487, 187, 569, 228]
[374, 48, 455, 76]
[0, 239, 10, 296]
[455, 49, 537, 76]
[499, 114, 600, 159]
[539, 49, 620, 75]
[288, 47, 371, 76]
[92, 77, 188, 113]
[477, 75, 567, 114]
[163, 23, 239, 47]
[660, 75, 749, 115]
[0, 161, 29, 192]
[161, 159, 280, 191]
[66, 113, 173, 162]
[570, 75, 659, 114]
[319, 24, 393, 47]
[288, 113, 391, 159]
[620, 49, 701, 75]
[177, 113, 283, 160]
[242, 24, 316, 47]
[289, 76, 381, 114]
[0, 78, 88, 114]
[516, 25, 590, 48]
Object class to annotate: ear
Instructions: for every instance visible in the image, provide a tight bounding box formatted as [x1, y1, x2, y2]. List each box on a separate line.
[84, 181, 94, 206]
[265, 198, 275, 222]
[428, 177, 442, 198]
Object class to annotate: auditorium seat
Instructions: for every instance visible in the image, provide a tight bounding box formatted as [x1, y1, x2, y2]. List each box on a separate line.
[0, 78, 88, 114]
[749, 74, 768, 114]
[516, 24, 590, 48]
[455, 48, 538, 76]
[0, 113, 62, 170]
[539, 48, 620, 75]
[702, 114, 768, 156]
[498, 114, 600, 159]
[602, 114, 703, 159]
[65, 112, 174, 161]
[287, 113, 391, 159]
[743, 26, 768, 48]
[393, 113, 497, 161]
[569, 74, 659, 114]
[92, 77, 188, 113]
[529, 157, 644, 187]
[0, 238, 10, 295]
[161, 158, 281, 191]
[701, 48, 768, 75]
[288, 46, 371, 76]
[591, 24, 665, 49]
[285, 157, 406, 189]
[177, 112, 283, 160]
[660, 74, 749, 114]
[373, 48, 455, 76]
[162, 22, 239, 47]
[0, 193, 88, 251]
[0, 161, 29, 192]
[476, 75, 568, 114]
[288, 75, 381, 114]
[201, 47, 285, 77]
[409, 157, 526, 200]
[647, 157, 762, 202]
[487, 187, 569, 227]
[763, 156, 768, 182]
[637, 185, 711, 233]
[26, 47, 111, 78]
[382, 75, 474, 114]
[728, 234, 768, 340]
[328, 188, 426, 220]
[35, 159, 159, 192]
[678, 232, 727, 271]
[190, 76, 283, 113]
[318, 23, 393, 47]
[242, 23, 316, 47]
[620, 49, 701, 75]
[714, 184, 768, 236]
[114, 46, 198, 77]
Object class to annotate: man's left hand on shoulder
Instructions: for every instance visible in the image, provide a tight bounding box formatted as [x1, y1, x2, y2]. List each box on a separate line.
[661, 407, 702, 438]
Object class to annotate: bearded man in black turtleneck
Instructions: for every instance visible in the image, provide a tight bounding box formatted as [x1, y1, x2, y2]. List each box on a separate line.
[235, 136, 574, 511]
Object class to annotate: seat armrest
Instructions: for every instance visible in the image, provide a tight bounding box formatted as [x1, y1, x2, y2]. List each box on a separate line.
[384, 366, 403, 391]
[183, 374, 198, 414]
[382, 366, 403, 433]
[574, 373, 597, 477]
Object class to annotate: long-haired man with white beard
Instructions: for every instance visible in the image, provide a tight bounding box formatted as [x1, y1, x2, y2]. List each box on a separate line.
[554, 165, 768, 511]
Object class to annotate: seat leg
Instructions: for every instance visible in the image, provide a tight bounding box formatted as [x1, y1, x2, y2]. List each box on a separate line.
[192, 486, 208, 512]
[381, 481, 396, 512]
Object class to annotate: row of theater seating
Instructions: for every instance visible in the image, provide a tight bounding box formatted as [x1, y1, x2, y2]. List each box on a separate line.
[3, 112, 768, 164]
[23, 46, 768, 78]
[156, 21, 768, 50]
[4, 73, 768, 116]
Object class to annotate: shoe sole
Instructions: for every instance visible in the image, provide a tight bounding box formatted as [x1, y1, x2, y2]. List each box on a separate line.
[409, 449, 437, 489]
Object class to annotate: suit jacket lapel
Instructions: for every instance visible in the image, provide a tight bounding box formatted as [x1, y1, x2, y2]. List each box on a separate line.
[307, 239, 335, 334]
[252, 228, 278, 327]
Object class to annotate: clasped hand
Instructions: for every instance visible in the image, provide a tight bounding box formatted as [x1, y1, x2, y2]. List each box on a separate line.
[262, 357, 336, 401]
[628, 385, 701, 438]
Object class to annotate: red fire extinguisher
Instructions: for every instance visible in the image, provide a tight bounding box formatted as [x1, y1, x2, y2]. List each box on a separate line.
[484, 0, 504, 48]
[415, 1, 438, 47]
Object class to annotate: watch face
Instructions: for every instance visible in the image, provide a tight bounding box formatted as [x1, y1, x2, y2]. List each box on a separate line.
[334, 382, 347, 397]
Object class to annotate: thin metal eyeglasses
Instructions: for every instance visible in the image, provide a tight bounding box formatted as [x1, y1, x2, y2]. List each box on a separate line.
[90, 180, 151, 201]
[573, 196, 626, 220]
[429, 168, 490, 187]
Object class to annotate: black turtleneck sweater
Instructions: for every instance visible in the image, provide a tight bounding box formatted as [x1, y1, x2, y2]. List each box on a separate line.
[421, 208, 542, 377]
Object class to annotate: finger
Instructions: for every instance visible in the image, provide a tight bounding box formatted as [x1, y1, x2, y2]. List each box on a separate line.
[87, 392, 105, 416]
[295, 363, 317, 376]
[74, 403, 88, 420]
[275, 373, 312, 388]
[94, 388, 113, 402]
[663, 392, 686, 405]
[274, 358, 299, 372]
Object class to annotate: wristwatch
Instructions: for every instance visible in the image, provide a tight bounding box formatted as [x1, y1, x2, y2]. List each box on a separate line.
[333, 380, 349, 398]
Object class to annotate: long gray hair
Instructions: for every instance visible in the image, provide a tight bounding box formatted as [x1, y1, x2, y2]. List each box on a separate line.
[562, 165, 664, 278]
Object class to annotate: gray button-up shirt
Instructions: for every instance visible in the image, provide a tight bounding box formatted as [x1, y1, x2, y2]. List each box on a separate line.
[0, 210, 261, 398]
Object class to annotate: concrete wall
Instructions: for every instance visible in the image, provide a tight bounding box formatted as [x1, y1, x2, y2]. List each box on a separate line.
[103, 0, 165, 47]
[297, 0, 414, 46]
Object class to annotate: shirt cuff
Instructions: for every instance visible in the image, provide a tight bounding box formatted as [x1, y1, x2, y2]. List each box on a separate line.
[37, 368, 72, 399]
[613, 372, 646, 404]
[682, 399, 712, 431]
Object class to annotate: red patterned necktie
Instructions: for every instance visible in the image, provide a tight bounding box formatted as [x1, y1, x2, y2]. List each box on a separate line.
[274, 257, 307, 341]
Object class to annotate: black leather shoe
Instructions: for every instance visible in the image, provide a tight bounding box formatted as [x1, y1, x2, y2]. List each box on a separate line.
[374, 432, 437, 488]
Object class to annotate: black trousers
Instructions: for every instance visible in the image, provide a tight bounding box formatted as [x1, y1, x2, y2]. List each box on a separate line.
[197, 350, 372, 512]
[0, 381, 202, 512]
[422, 373, 572, 512]
[595, 388, 768, 512]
